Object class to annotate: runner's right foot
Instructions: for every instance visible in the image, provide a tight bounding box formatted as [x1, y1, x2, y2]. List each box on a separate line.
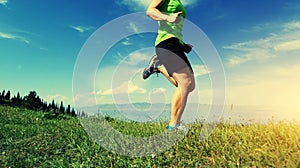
[166, 124, 188, 132]
[142, 55, 160, 79]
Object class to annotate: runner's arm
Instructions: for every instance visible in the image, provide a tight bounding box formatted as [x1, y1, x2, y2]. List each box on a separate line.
[146, 0, 182, 23]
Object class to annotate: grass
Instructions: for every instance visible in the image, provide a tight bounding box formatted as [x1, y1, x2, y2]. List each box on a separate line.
[0, 105, 299, 167]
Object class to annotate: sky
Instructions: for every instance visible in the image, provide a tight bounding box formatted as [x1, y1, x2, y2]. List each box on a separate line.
[1, 0, 300, 114]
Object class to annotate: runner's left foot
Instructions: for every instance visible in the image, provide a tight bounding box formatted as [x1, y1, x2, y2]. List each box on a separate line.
[142, 55, 160, 79]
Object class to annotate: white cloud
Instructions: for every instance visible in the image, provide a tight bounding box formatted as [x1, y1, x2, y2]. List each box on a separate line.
[151, 88, 166, 94]
[193, 65, 210, 77]
[122, 38, 132, 45]
[0, 32, 30, 44]
[181, 0, 199, 7]
[120, 0, 199, 11]
[97, 81, 146, 95]
[70, 25, 95, 33]
[283, 21, 300, 31]
[123, 52, 148, 65]
[274, 40, 300, 51]
[112, 48, 153, 66]
[223, 21, 300, 67]
[226, 56, 248, 67]
[126, 21, 144, 34]
[0, 0, 8, 6]
[224, 38, 276, 67]
[223, 21, 300, 109]
[0, 32, 14, 39]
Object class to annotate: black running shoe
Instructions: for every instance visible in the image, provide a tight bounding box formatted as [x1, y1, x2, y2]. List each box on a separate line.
[143, 55, 160, 79]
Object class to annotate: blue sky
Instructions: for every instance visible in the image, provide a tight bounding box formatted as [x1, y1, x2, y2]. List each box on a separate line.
[1, 0, 300, 113]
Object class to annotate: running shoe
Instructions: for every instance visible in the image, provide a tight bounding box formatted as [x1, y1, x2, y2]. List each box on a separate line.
[142, 55, 160, 79]
[166, 123, 188, 132]
[176, 125, 188, 132]
[166, 124, 177, 131]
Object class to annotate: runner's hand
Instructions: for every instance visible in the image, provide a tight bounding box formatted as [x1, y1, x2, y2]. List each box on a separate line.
[166, 12, 183, 23]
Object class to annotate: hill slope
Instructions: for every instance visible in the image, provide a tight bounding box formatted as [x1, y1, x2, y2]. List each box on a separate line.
[0, 106, 299, 167]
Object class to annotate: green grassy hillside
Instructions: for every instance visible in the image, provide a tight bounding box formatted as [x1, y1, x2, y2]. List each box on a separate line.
[0, 106, 299, 167]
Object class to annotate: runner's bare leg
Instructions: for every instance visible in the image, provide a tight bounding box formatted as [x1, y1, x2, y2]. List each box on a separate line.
[158, 66, 178, 87]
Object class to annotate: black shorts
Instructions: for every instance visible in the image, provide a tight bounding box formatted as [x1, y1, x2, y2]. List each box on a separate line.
[155, 37, 193, 76]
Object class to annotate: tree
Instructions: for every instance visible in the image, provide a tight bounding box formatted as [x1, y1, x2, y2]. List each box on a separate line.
[4, 90, 11, 100]
[59, 101, 65, 114]
[2, 90, 11, 105]
[71, 108, 76, 116]
[11, 92, 21, 107]
[50, 100, 57, 113]
[36, 96, 43, 110]
[23, 91, 42, 111]
[42, 101, 48, 112]
[66, 105, 71, 115]
[0, 89, 78, 118]
[1, 90, 5, 98]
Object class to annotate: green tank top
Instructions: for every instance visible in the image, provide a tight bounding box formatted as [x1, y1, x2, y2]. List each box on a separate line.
[155, 0, 187, 46]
